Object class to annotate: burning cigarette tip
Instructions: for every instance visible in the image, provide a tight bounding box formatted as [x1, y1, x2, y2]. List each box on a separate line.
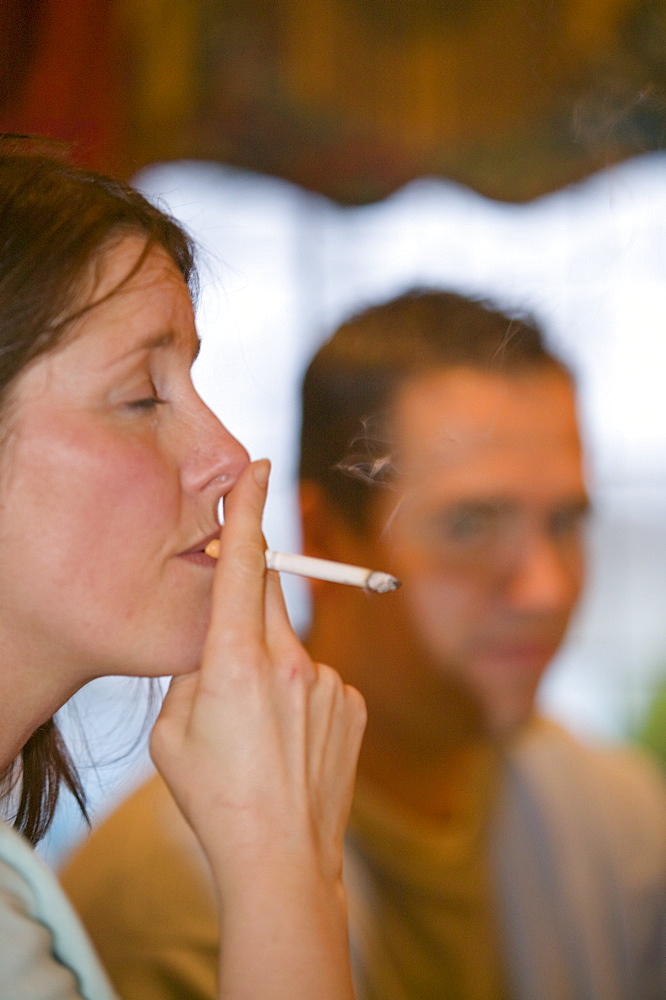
[365, 571, 401, 594]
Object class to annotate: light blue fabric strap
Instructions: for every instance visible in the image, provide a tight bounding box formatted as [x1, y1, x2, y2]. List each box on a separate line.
[0, 820, 118, 1000]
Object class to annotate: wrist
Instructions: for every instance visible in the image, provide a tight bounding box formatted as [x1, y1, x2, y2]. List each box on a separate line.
[215, 861, 354, 1000]
[209, 837, 346, 906]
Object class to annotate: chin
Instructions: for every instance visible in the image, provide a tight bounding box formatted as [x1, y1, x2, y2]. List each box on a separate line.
[167, 656, 202, 677]
[484, 691, 538, 737]
[149, 611, 210, 676]
[124, 635, 206, 679]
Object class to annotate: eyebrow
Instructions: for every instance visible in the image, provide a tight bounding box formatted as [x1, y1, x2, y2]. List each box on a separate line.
[114, 330, 201, 365]
[441, 494, 593, 516]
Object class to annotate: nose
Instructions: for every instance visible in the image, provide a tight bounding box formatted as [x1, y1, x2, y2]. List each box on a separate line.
[503, 530, 582, 615]
[179, 398, 250, 496]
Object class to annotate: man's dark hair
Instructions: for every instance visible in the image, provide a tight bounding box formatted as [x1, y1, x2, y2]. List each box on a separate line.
[299, 288, 569, 529]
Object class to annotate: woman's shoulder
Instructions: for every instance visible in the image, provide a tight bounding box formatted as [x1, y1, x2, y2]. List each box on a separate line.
[0, 819, 118, 1000]
[0, 817, 55, 912]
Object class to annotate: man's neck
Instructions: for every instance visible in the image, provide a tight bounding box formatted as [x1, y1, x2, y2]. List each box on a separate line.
[305, 617, 500, 822]
[356, 718, 499, 823]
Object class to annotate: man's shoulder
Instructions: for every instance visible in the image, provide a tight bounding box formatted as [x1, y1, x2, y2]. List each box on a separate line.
[501, 715, 666, 861]
[511, 715, 665, 795]
[493, 716, 666, 1000]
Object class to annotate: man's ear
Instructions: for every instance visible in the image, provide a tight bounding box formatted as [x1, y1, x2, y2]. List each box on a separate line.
[299, 481, 379, 600]
[299, 480, 340, 561]
[298, 481, 350, 599]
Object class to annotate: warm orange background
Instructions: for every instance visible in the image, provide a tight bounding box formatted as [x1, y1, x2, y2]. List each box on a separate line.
[2, 0, 664, 202]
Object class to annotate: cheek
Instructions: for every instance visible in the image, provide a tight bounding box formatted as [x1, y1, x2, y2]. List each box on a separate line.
[11, 416, 176, 572]
[382, 528, 483, 654]
[400, 567, 481, 657]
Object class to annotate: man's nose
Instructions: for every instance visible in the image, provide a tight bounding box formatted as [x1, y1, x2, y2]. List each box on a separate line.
[503, 530, 581, 614]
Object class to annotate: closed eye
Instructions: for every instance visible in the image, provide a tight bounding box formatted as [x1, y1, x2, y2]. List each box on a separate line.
[126, 396, 166, 411]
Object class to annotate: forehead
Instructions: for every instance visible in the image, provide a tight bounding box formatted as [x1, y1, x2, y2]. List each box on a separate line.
[55, 235, 196, 361]
[388, 367, 584, 498]
[1, 236, 197, 423]
[77, 233, 191, 322]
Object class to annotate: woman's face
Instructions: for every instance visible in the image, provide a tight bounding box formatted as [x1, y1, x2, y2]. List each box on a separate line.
[0, 235, 249, 690]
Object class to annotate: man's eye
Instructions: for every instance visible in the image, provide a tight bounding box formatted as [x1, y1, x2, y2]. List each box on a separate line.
[550, 507, 588, 538]
[447, 513, 485, 539]
[422, 507, 501, 548]
[447, 507, 502, 541]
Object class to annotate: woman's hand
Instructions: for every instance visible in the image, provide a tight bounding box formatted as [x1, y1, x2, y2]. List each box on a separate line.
[150, 459, 366, 1000]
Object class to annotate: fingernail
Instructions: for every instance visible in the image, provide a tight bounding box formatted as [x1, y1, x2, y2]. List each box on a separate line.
[252, 458, 271, 487]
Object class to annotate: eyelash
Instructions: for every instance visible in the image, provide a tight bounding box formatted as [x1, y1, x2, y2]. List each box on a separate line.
[127, 395, 166, 411]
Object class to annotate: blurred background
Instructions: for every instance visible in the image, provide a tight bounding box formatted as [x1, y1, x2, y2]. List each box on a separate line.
[4, 0, 666, 201]
[3, 0, 666, 860]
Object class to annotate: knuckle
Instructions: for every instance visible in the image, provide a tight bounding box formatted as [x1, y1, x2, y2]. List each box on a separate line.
[315, 662, 338, 687]
[277, 648, 317, 686]
[345, 684, 368, 728]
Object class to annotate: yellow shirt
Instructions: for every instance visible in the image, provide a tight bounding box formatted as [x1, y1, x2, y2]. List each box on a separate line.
[345, 748, 508, 1000]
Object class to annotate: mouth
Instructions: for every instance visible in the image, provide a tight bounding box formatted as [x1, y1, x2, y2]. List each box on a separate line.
[482, 640, 558, 671]
[177, 530, 221, 567]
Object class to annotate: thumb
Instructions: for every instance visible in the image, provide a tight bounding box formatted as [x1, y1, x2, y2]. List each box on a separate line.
[150, 672, 198, 764]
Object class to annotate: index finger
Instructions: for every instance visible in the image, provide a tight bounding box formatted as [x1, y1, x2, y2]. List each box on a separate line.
[205, 458, 271, 652]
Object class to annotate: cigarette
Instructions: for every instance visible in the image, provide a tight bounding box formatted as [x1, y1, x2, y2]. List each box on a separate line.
[204, 540, 400, 594]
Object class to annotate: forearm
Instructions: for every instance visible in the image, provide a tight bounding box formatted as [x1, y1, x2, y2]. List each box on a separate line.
[216, 861, 355, 1000]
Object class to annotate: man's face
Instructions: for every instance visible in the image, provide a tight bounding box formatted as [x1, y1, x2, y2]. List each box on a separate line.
[354, 366, 589, 736]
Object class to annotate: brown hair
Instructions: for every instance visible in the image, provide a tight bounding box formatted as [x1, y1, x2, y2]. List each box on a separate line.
[0, 142, 197, 843]
[299, 288, 569, 530]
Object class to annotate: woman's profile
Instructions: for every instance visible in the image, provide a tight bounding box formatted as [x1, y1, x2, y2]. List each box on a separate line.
[0, 141, 366, 1000]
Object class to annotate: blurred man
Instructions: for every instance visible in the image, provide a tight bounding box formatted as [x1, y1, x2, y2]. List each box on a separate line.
[61, 290, 666, 1000]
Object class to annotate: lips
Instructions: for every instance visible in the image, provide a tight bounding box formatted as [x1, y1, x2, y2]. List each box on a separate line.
[481, 640, 559, 671]
[178, 529, 221, 559]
